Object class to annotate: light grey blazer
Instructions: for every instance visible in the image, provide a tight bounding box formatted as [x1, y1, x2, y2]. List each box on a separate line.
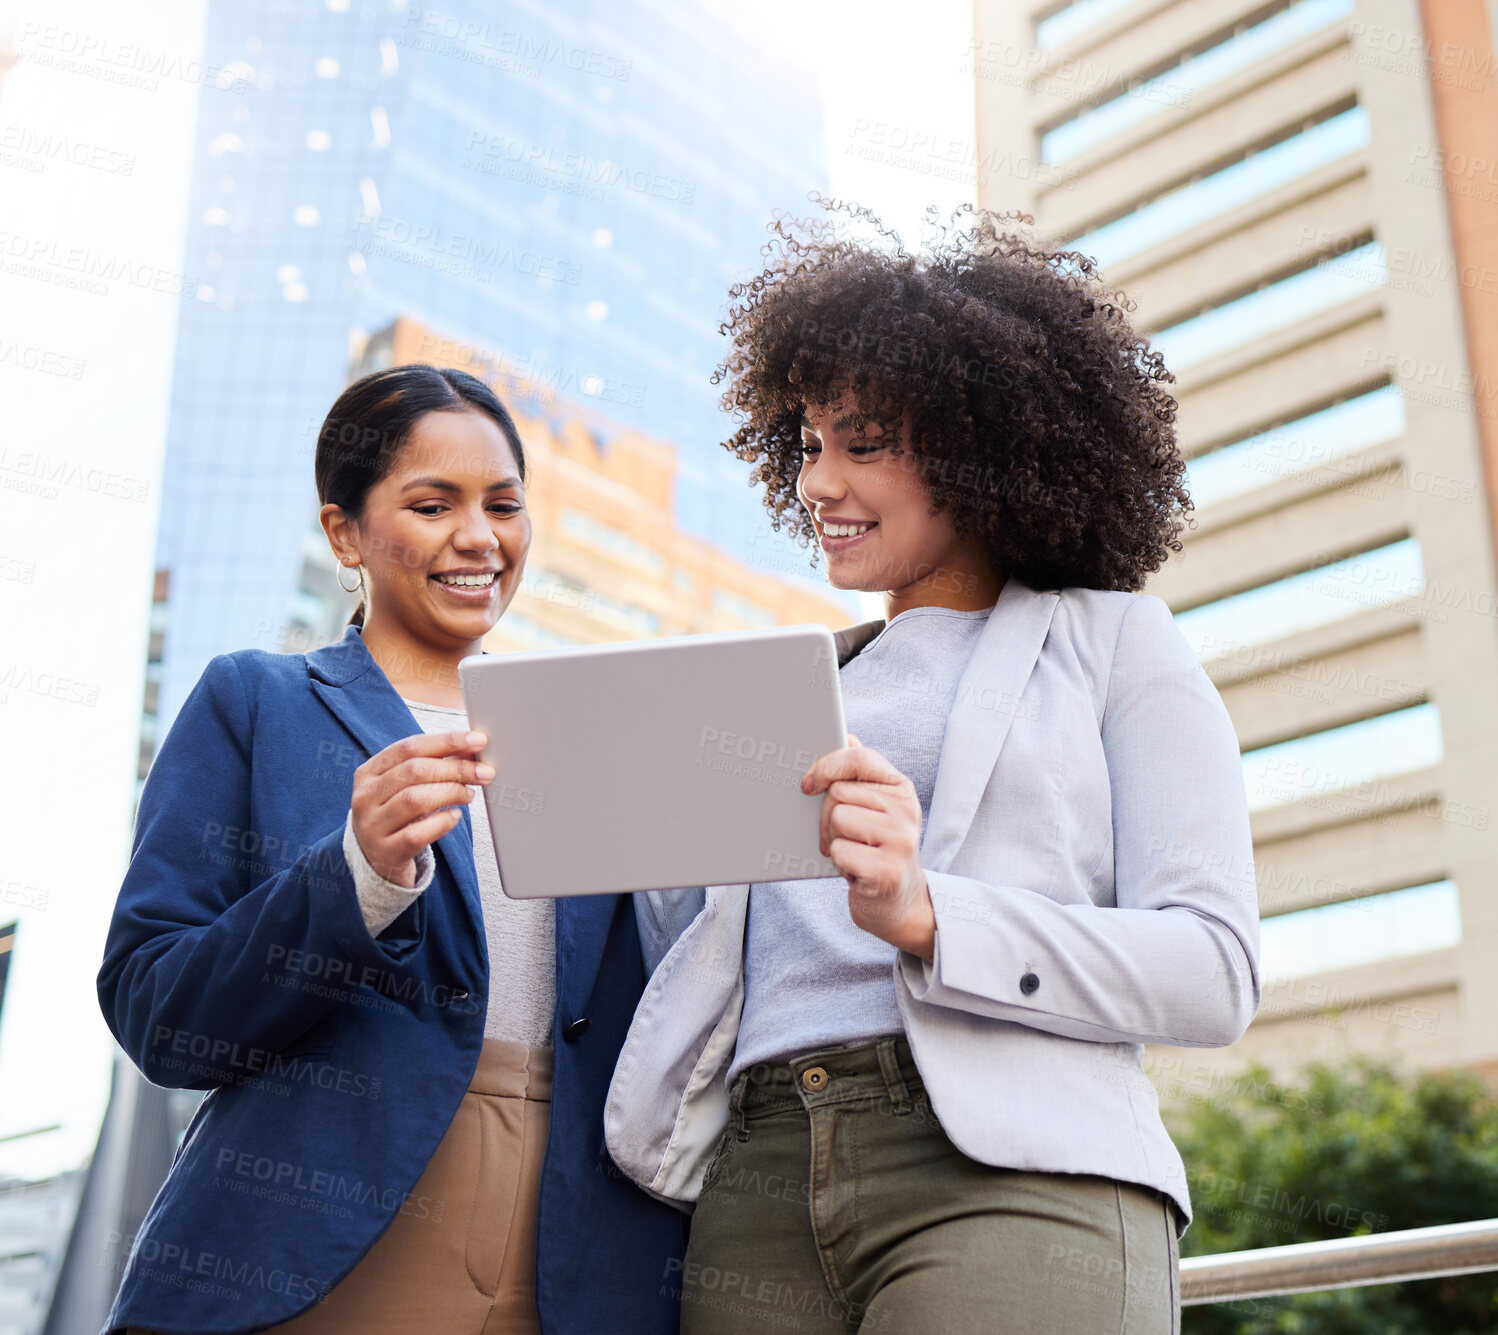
[603, 574, 1260, 1233]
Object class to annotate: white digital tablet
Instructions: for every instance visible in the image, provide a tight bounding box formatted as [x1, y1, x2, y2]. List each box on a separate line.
[457, 624, 847, 898]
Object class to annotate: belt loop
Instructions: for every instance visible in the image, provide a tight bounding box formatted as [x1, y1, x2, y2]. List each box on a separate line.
[729, 1070, 751, 1141]
[876, 1037, 912, 1114]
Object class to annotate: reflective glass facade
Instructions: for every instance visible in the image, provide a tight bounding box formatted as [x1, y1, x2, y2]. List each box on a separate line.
[153, 0, 826, 732]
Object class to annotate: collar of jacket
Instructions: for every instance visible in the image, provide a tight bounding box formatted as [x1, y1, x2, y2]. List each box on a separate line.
[304, 623, 491, 979]
[829, 575, 1060, 874]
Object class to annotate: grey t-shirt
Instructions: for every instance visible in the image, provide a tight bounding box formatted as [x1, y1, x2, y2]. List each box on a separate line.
[729, 603, 994, 1082]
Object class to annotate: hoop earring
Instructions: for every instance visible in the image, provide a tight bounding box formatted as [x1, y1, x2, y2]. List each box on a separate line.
[337, 562, 363, 594]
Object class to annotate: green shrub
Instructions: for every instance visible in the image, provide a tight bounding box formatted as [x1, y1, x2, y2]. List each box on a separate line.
[1169, 1055, 1498, 1334]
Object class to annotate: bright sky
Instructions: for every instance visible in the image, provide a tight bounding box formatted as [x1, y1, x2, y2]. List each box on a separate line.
[0, 0, 975, 1180]
[808, 0, 979, 621]
[716, 0, 979, 246]
[713, 0, 980, 624]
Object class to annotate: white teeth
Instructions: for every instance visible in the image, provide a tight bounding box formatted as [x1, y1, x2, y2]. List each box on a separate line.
[434, 572, 498, 586]
[824, 523, 874, 538]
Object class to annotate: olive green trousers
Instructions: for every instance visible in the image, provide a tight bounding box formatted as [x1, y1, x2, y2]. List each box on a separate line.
[677, 1034, 1180, 1334]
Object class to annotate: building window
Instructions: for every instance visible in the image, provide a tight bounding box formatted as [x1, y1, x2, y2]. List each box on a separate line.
[138, 715, 158, 782]
[711, 588, 778, 627]
[288, 589, 325, 632]
[143, 661, 162, 718]
[1151, 239, 1384, 373]
[1069, 105, 1369, 268]
[1260, 879, 1461, 981]
[520, 564, 659, 635]
[501, 613, 582, 648]
[1241, 702, 1443, 813]
[1174, 536, 1423, 660]
[519, 566, 596, 614]
[1040, 0, 1355, 163]
[1185, 383, 1404, 510]
[1035, 0, 1139, 49]
[559, 508, 665, 575]
[590, 594, 659, 636]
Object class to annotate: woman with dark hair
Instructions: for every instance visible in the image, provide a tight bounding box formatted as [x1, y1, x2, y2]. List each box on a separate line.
[605, 201, 1260, 1332]
[99, 364, 686, 1334]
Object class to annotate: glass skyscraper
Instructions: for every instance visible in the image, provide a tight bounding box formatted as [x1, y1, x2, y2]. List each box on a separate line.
[13, 9, 830, 1328]
[151, 0, 829, 756]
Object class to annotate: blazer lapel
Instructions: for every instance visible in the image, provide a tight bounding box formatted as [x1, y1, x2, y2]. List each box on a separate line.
[921, 576, 1060, 873]
[305, 625, 484, 932]
[814, 586, 1059, 872]
[820, 589, 1059, 873]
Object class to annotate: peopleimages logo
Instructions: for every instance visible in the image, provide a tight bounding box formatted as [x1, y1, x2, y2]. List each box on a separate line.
[212, 1148, 444, 1221]
[401, 10, 632, 81]
[0, 124, 137, 175]
[147, 1024, 383, 1098]
[128, 1237, 326, 1303]
[15, 22, 252, 93]
[349, 213, 583, 285]
[0, 228, 202, 299]
[461, 131, 696, 203]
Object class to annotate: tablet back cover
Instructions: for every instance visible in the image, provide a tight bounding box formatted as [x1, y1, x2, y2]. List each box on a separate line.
[458, 624, 846, 897]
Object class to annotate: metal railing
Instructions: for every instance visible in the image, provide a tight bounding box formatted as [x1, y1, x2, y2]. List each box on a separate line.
[1181, 1217, 1498, 1304]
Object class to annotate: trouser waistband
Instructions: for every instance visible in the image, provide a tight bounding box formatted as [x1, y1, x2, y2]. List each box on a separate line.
[469, 1037, 553, 1101]
[729, 1033, 920, 1128]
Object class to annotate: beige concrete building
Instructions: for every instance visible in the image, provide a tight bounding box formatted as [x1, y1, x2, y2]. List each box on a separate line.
[973, 0, 1498, 1090]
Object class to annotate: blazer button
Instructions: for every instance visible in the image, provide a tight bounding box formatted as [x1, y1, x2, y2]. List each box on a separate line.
[563, 1017, 591, 1042]
[1020, 972, 1040, 996]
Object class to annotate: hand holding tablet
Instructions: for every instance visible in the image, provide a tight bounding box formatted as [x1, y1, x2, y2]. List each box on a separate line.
[458, 625, 847, 898]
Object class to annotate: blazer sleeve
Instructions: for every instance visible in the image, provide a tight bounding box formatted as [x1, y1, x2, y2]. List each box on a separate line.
[897, 593, 1261, 1048]
[98, 653, 430, 1089]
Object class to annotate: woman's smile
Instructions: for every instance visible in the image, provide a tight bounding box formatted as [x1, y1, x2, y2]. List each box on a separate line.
[817, 517, 879, 554]
[430, 567, 503, 602]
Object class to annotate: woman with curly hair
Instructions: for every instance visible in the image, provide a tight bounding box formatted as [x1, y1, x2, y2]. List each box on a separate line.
[605, 200, 1260, 1333]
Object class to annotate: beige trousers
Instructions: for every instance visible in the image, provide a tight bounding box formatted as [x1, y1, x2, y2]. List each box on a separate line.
[130, 1037, 553, 1335]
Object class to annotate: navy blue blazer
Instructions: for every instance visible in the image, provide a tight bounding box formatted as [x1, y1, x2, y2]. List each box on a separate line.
[96, 622, 687, 1334]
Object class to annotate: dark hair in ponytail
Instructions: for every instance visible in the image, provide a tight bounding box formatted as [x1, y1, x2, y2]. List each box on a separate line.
[314, 364, 526, 628]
